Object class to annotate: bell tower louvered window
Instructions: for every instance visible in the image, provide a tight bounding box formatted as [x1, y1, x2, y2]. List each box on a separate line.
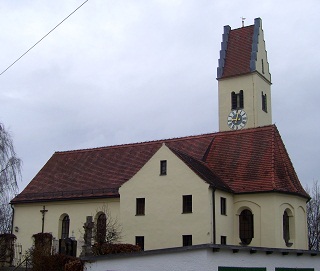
[231, 90, 244, 109]
[262, 92, 267, 112]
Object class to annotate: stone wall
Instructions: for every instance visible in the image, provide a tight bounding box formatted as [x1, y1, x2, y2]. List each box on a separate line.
[0, 234, 16, 267]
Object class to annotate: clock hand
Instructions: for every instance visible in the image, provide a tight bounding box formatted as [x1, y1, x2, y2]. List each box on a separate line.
[231, 111, 240, 122]
[236, 111, 240, 121]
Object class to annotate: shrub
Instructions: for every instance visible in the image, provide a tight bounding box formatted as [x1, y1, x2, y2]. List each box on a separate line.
[92, 243, 141, 255]
[30, 248, 84, 271]
[65, 258, 84, 271]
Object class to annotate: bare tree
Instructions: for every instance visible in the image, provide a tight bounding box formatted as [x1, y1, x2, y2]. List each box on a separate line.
[0, 194, 13, 233]
[93, 205, 122, 244]
[0, 123, 22, 234]
[306, 180, 320, 250]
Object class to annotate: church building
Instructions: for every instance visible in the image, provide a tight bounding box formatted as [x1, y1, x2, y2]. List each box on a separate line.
[11, 18, 309, 257]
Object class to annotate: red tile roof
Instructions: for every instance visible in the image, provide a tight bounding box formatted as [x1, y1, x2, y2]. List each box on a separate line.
[221, 25, 254, 78]
[205, 125, 307, 197]
[12, 125, 309, 203]
[217, 18, 261, 79]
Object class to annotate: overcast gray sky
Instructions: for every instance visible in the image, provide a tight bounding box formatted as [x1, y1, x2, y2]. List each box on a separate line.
[1, 0, 319, 192]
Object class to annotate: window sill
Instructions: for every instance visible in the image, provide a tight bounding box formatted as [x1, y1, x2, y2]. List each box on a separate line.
[135, 214, 145, 216]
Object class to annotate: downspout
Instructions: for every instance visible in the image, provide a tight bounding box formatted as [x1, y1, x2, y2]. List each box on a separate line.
[10, 204, 15, 234]
[212, 188, 216, 244]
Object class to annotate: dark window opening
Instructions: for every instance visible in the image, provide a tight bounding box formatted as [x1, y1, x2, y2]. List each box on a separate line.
[183, 195, 192, 213]
[261, 59, 265, 74]
[262, 92, 267, 112]
[160, 160, 167, 175]
[182, 235, 192, 246]
[275, 268, 314, 271]
[239, 209, 254, 245]
[136, 236, 144, 251]
[221, 197, 226, 215]
[219, 268, 266, 271]
[221, 236, 227, 245]
[283, 210, 292, 246]
[61, 215, 70, 239]
[231, 90, 244, 109]
[136, 198, 145, 215]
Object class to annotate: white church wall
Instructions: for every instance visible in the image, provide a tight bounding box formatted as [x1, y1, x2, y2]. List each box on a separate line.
[233, 193, 307, 249]
[12, 197, 120, 256]
[119, 144, 213, 250]
[215, 190, 234, 244]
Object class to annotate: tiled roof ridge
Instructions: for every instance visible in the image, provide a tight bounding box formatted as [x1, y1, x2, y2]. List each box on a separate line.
[274, 128, 300, 194]
[54, 132, 218, 155]
[271, 126, 276, 189]
[273, 127, 309, 199]
[55, 126, 276, 156]
[168, 146, 232, 192]
[202, 137, 216, 162]
[168, 145, 204, 163]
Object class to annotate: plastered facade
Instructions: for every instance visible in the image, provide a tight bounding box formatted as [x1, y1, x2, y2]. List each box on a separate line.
[119, 144, 213, 250]
[218, 73, 272, 131]
[12, 198, 120, 255]
[214, 190, 307, 249]
[232, 193, 307, 249]
[218, 19, 272, 132]
[12, 146, 308, 255]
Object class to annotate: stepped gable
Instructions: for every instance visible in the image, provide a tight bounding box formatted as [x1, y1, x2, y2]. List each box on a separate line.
[204, 125, 309, 198]
[217, 23, 255, 79]
[11, 134, 215, 203]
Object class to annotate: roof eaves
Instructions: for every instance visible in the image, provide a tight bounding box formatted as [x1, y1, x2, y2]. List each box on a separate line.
[11, 194, 120, 204]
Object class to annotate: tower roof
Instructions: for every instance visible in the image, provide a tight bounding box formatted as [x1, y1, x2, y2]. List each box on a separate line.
[217, 18, 271, 81]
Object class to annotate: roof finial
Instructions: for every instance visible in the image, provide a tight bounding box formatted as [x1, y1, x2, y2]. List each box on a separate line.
[241, 17, 246, 27]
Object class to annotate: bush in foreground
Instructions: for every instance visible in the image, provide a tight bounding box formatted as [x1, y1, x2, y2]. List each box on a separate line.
[92, 243, 141, 255]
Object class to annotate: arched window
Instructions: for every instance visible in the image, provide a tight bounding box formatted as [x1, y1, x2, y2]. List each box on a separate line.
[239, 209, 254, 245]
[61, 215, 70, 239]
[96, 213, 107, 244]
[283, 210, 293, 247]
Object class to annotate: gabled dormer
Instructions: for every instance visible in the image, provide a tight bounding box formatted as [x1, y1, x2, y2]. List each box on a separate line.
[217, 18, 272, 131]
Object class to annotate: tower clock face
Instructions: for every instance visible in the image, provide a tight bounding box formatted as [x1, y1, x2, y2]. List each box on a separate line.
[227, 109, 247, 130]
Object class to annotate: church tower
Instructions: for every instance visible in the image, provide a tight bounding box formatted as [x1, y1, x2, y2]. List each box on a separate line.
[217, 18, 272, 131]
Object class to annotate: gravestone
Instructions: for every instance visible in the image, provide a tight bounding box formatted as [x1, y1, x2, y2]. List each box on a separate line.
[81, 216, 94, 256]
